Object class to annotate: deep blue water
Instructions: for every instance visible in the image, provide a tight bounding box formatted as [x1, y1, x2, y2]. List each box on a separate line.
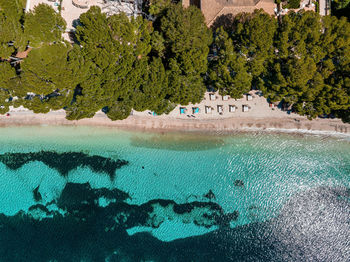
[0, 126, 349, 261]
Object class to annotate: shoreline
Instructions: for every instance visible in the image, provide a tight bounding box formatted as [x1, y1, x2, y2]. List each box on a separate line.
[1, 110, 349, 138]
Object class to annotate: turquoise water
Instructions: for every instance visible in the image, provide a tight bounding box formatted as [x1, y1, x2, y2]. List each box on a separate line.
[0, 126, 349, 244]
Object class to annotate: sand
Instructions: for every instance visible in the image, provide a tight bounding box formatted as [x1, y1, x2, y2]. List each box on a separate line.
[2, 91, 349, 136]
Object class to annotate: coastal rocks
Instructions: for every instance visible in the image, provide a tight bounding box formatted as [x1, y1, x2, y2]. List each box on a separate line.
[0, 151, 129, 179]
[0, 186, 348, 262]
[27, 204, 53, 220]
[204, 189, 216, 200]
[26, 202, 67, 221]
[57, 182, 130, 211]
[33, 185, 42, 202]
[146, 201, 237, 229]
[234, 180, 244, 187]
[5, 181, 241, 234]
[53, 182, 239, 232]
[0, 179, 242, 261]
[186, 190, 216, 202]
[247, 205, 262, 222]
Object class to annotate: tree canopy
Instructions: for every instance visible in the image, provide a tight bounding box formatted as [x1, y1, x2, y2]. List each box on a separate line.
[230, 10, 277, 85]
[209, 27, 251, 98]
[145, 0, 174, 16]
[209, 10, 350, 121]
[263, 12, 350, 119]
[0, 62, 17, 114]
[24, 4, 66, 47]
[0, 0, 26, 58]
[156, 4, 212, 104]
[65, 4, 211, 120]
[0, 4, 349, 123]
[65, 7, 155, 120]
[17, 43, 78, 113]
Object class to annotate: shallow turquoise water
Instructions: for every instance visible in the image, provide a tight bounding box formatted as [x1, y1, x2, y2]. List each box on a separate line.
[0, 126, 349, 243]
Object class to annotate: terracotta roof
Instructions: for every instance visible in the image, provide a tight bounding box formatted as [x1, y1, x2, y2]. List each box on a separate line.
[215, 0, 260, 6]
[202, 0, 275, 25]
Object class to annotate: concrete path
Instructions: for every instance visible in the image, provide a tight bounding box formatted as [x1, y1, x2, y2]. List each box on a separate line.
[25, 0, 31, 12]
[319, 0, 328, 16]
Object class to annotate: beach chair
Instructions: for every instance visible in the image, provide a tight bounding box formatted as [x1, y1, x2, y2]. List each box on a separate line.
[192, 107, 200, 114]
[217, 105, 223, 114]
[180, 107, 187, 115]
[242, 105, 250, 112]
[229, 105, 236, 113]
[205, 106, 212, 114]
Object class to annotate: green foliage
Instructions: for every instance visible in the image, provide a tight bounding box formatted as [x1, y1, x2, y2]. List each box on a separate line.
[0, 0, 25, 21]
[209, 10, 349, 121]
[333, 0, 350, 10]
[315, 0, 319, 12]
[17, 43, 78, 113]
[208, 10, 276, 100]
[0, 62, 17, 114]
[209, 28, 251, 98]
[20, 43, 76, 95]
[0, 2, 212, 121]
[67, 7, 155, 120]
[1, 3, 348, 123]
[157, 4, 212, 104]
[0, 0, 26, 58]
[332, 1, 350, 20]
[150, 31, 165, 57]
[264, 11, 350, 119]
[285, 0, 301, 9]
[231, 10, 277, 81]
[66, 4, 211, 119]
[24, 4, 66, 47]
[0, 62, 17, 90]
[132, 58, 171, 113]
[147, 0, 173, 16]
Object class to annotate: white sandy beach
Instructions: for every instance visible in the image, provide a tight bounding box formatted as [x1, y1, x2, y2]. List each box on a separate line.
[2, 91, 349, 136]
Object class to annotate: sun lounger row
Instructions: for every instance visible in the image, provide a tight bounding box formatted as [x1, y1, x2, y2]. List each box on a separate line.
[208, 93, 253, 101]
[180, 105, 251, 115]
[180, 107, 200, 115]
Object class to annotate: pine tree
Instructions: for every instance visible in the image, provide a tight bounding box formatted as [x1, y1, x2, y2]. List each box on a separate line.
[209, 28, 252, 99]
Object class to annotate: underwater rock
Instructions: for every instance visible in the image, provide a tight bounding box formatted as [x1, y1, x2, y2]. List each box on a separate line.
[234, 180, 244, 187]
[0, 151, 129, 179]
[173, 201, 223, 215]
[33, 186, 42, 202]
[203, 210, 239, 227]
[249, 205, 258, 210]
[0, 186, 347, 262]
[57, 182, 130, 211]
[204, 190, 216, 200]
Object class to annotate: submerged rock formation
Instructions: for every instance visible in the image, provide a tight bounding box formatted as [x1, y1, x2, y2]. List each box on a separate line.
[0, 151, 128, 179]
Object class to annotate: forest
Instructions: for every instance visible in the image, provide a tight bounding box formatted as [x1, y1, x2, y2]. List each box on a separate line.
[0, 0, 349, 122]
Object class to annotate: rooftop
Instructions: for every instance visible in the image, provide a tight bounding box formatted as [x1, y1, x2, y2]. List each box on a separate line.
[183, 0, 275, 25]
